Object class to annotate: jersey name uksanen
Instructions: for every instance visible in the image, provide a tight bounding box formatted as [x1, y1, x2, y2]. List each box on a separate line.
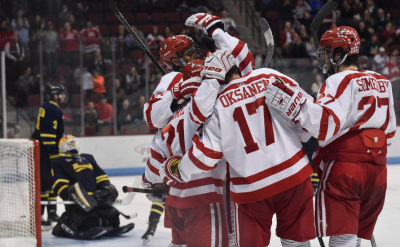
[145, 79, 226, 208]
[179, 68, 314, 204]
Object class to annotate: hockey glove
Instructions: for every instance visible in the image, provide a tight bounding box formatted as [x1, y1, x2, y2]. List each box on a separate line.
[141, 174, 168, 203]
[265, 81, 306, 120]
[201, 49, 236, 83]
[159, 156, 183, 187]
[94, 183, 119, 207]
[171, 76, 202, 104]
[185, 13, 224, 36]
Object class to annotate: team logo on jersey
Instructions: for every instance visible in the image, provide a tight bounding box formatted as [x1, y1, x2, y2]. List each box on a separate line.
[339, 29, 344, 35]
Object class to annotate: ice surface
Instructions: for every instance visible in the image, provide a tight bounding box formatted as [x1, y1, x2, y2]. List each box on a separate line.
[42, 165, 400, 247]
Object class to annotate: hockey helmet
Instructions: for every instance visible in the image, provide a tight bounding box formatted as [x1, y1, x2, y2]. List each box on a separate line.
[317, 26, 360, 77]
[182, 60, 204, 81]
[59, 135, 79, 154]
[45, 84, 67, 105]
[160, 35, 199, 70]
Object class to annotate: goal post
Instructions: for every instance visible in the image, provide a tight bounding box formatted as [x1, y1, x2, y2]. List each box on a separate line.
[0, 139, 41, 247]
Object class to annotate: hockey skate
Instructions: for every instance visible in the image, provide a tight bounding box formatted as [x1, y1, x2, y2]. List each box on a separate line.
[48, 209, 60, 222]
[41, 216, 52, 231]
[141, 219, 159, 245]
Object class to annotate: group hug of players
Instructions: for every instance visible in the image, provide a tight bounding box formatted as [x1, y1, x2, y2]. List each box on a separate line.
[141, 12, 396, 247]
[32, 11, 396, 247]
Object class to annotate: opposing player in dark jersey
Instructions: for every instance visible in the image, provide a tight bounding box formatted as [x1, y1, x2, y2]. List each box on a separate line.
[32, 84, 66, 227]
[51, 135, 134, 239]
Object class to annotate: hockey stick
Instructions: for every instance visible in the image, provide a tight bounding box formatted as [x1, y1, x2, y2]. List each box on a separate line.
[310, 1, 338, 51]
[114, 176, 142, 206]
[258, 18, 274, 68]
[318, 237, 326, 247]
[108, 0, 166, 75]
[371, 235, 377, 247]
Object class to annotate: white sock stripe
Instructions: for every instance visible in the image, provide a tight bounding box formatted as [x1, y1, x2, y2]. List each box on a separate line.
[321, 160, 335, 237]
[216, 203, 222, 247]
[210, 203, 216, 247]
[234, 203, 240, 247]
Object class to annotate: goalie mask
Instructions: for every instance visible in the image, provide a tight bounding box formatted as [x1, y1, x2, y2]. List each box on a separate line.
[317, 26, 360, 78]
[59, 135, 80, 154]
[160, 35, 199, 71]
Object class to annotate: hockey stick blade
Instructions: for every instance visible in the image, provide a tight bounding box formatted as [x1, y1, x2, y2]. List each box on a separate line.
[310, 1, 338, 51]
[258, 18, 274, 68]
[109, 0, 166, 75]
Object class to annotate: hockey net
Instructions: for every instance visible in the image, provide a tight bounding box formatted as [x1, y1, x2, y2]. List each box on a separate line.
[0, 139, 41, 247]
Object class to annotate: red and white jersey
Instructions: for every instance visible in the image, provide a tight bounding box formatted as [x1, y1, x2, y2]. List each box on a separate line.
[80, 27, 101, 53]
[145, 79, 226, 208]
[382, 61, 400, 83]
[146, 33, 165, 50]
[179, 68, 314, 204]
[143, 29, 255, 129]
[296, 70, 396, 147]
[58, 29, 79, 51]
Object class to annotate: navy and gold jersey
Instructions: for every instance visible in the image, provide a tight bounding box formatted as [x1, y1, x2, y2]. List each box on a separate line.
[51, 153, 110, 201]
[32, 101, 64, 157]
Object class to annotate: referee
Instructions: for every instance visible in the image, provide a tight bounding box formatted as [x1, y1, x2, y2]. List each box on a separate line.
[32, 84, 66, 229]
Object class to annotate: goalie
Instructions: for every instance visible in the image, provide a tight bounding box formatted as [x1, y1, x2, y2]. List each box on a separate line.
[51, 135, 134, 240]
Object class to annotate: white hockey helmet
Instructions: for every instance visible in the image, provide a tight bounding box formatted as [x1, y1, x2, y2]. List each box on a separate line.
[59, 135, 79, 153]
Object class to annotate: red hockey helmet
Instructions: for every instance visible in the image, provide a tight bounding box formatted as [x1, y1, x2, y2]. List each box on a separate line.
[182, 60, 204, 81]
[159, 35, 199, 70]
[317, 26, 361, 76]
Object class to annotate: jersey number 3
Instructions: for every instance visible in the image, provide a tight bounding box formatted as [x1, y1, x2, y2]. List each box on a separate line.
[233, 97, 275, 154]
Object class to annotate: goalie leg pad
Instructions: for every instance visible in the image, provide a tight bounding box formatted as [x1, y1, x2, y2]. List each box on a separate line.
[106, 223, 135, 237]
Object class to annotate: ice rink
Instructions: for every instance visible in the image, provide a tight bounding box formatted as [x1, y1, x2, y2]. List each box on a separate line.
[42, 164, 400, 247]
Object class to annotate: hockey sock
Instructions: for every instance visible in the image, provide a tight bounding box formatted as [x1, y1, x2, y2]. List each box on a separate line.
[149, 202, 164, 222]
[41, 191, 49, 216]
[281, 239, 311, 247]
[329, 234, 357, 247]
[356, 238, 361, 247]
[47, 190, 57, 212]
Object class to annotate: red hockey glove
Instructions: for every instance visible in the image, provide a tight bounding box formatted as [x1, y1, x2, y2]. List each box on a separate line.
[171, 77, 202, 104]
[159, 156, 183, 187]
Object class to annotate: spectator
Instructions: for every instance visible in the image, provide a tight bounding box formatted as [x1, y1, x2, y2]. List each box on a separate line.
[0, 19, 11, 32]
[221, 10, 237, 32]
[280, 22, 295, 56]
[176, 1, 190, 13]
[341, 0, 354, 19]
[11, 9, 29, 30]
[91, 50, 107, 75]
[114, 24, 129, 44]
[383, 52, 400, 99]
[365, 0, 375, 16]
[59, 22, 79, 67]
[133, 95, 146, 121]
[41, 22, 58, 79]
[280, 0, 294, 22]
[17, 66, 34, 107]
[301, 11, 313, 28]
[95, 95, 114, 125]
[68, 14, 79, 30]
[299, 24, 309, 42]
[357, 21, 370, 47]
[289, 33, 308, 58]
[362, 10, 375, 33]
[81, 20, 101, 62]
[5, 32, 24, 81]
[85, 101, 98, 128]
[164, 25, 173, 38]
[147, 26, 164, 50]
[116, 35, 131, 64]
[334, 9, 345, 27]
[73, 66, 93, 98]
[308, 0, 322, 17]
[14, 19, 29, 50]
[375, 9, 388, 33]
[75, 2, 88, 30]
[311, 74, 323, 99]
[100, 38, 112, 64]
[118, 99, 135, 125]
[128, 25, 145, 50]
[108, 78, 126, 110]
[363, 34, 380, 56]
[254, 46, 265, 69]
[374, 47, 388, 72]
[58, 4, 71, 28]
[125, 67, 141, 92]
[351, 0, 363, 17]
[28, 31, 40, 76]
[381, 22, 395, 47]
[294, 0, 311, 19]
[92, 69, 106, 95]
[305, 36, 316, 58]
[31, 15, 45, 33]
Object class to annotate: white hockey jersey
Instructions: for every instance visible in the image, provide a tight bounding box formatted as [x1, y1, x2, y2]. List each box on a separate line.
[145, 78, 227, 208]
[143, 29, 255, 129]
[178, 68, 314, 204]
[294, 69, 397, 171]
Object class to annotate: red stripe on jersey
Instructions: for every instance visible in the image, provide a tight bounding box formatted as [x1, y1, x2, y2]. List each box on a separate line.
[188, 146, 217, 171]
[189, 112, 201, 125]
[387, 130, 396, 139]
[230, 148, 307, 185]
[151, 148, 165, 163]
[193, 134, 223, 159]
[231, 40, 245, 57]
[318, 82, 326, 95]
[230, 163, 313, 204]
[166, 192, 223, 208]
[174, 177, 224, 190]
[156, 78, 161, 86]
[147, 159, 160, 176]
[145, 98, 161, 129]
[318, 109, 330, 141]
[191, 92, 207, 122]
[167, 73, 183, 90]
[323, 106, 341, 136]
[238, 52, 252, 72]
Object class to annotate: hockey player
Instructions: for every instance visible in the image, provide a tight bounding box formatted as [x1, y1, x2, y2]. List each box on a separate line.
[143, 58, 231, 247]
[264, 26, 396, 246]
[32, 84, 66, 227]
[144, 12, 254, 130]
[160, 50, 316, 247]
[141, 202, 165, 244]
[51, 135, 134, 239]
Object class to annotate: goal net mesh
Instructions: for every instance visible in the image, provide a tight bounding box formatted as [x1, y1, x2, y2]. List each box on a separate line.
[0, 139, 37, 245]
